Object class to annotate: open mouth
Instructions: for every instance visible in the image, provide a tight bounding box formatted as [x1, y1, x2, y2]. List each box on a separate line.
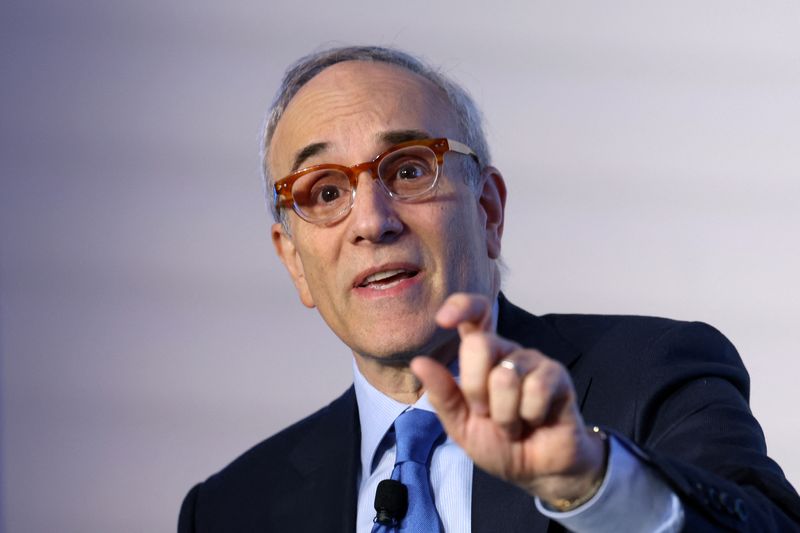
[356, 268, 419, 290]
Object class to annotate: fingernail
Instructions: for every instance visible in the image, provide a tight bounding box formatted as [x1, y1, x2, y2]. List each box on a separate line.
[436, 303, 458, 324]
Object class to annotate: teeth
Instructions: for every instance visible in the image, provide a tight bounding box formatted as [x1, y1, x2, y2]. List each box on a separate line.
[363, 269, 406, 284]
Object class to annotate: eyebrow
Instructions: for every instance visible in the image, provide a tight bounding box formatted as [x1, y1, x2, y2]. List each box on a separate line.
[291, 142, 329, 173]
[289, 129, 433, 173]
[379, 129, 431, 146]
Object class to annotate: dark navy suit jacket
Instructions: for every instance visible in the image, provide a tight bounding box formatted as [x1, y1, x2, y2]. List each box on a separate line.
[179, 296, 800, 532]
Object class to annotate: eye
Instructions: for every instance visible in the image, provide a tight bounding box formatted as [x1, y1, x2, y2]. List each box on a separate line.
[383, 156, 433, 182]
[395, 163, 426, 181]
[312, 183, 342, 204]
[294, 169, 350, 208]
[376, 146, 438, 197]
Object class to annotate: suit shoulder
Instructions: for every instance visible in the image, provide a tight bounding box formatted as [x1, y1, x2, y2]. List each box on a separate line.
[539, 313, 740, 366]
[198, 387, 356, 494]
[181, 388, 358, 530]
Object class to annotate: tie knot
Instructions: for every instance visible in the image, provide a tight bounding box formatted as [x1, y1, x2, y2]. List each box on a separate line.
[394, 409, 443, 465]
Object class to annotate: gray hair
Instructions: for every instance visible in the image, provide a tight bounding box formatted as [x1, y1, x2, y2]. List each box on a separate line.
[260, 45, 492, 223]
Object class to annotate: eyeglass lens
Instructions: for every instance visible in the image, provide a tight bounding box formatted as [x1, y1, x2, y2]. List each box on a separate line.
[291, 145, 439, 222]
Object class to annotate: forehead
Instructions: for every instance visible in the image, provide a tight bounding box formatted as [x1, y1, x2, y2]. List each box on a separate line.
[269, 61, 460, 176]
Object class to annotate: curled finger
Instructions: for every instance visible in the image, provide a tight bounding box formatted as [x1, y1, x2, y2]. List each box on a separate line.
[518, 357, 567, 427]
[488, 351, 538, 437]
[459, 332, 519, 417]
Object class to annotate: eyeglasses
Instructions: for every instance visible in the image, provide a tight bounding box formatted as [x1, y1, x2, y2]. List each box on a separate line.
[273, 138, 479, 224]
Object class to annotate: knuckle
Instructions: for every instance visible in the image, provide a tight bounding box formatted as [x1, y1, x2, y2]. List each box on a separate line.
[522, 374, 550, 398]
[489, 365, 519, 389]
[539, 360, 564, 382]
[496, 413, 518, 428]
[527, 348, 546, 360]
[489, 397, 519, 425]
[520, 399, 546, 425]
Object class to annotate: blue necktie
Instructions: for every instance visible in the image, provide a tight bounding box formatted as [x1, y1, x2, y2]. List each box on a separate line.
[373, 408, 445, 532]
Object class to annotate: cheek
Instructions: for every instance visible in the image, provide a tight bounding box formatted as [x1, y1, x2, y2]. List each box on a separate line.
[301, 251, 337, 293]
[294, 235, 342, 296]
[430, 199, 488, 282]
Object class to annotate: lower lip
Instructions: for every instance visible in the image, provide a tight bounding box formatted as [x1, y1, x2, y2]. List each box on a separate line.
[352, 272, 422, 299]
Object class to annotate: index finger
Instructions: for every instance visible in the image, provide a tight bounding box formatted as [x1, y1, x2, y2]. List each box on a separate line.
[436, 293, 493, 337]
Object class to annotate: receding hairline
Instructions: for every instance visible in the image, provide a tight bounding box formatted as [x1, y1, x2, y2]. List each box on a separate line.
[267, 60, 463, 181]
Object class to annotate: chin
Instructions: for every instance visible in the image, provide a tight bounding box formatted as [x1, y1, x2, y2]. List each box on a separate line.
[354, 326, 457, 365]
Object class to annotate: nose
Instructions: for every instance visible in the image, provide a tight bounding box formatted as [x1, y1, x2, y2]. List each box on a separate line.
[347, 170, 403, 244]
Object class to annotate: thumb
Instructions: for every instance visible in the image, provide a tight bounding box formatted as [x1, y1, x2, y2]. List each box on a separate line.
[410, 356, 469, 438]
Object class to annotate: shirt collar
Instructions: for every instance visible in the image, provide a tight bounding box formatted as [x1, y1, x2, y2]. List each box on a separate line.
[352, 297, 499, 475]
[352, 360, 411, 475]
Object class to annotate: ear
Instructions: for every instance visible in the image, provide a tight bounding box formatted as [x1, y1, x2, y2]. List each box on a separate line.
[271, 222, 316, 308]
[477, 166, 506, 259]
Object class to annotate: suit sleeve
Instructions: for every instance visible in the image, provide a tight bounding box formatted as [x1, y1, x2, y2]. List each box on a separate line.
[178, 483, 201, 533]
[626, 321, 800, 531]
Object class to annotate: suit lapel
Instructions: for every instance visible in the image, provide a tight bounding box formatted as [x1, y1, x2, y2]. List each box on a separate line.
[471, 295, 587, 533]
[287, 387, 360, 533]
[496, 293, 581, 369]
[497, 293, 591, 407]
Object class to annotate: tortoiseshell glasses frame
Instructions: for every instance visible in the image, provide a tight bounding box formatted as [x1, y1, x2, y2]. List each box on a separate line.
[273, 138, 480, 224]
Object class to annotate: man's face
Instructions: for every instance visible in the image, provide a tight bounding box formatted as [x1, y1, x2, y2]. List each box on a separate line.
[269, 61, 504, 362]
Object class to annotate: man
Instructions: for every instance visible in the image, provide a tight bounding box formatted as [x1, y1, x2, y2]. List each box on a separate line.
[179, 46, 800, 532]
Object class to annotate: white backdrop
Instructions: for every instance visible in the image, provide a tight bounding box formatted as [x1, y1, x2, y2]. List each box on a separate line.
[1, 1, 799, 531]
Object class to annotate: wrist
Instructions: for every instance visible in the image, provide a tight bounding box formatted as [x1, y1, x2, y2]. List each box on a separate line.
[541, 426, 609, 512]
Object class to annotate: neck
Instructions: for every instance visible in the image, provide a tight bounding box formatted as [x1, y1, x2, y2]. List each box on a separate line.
[352, 333, 460, 404]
